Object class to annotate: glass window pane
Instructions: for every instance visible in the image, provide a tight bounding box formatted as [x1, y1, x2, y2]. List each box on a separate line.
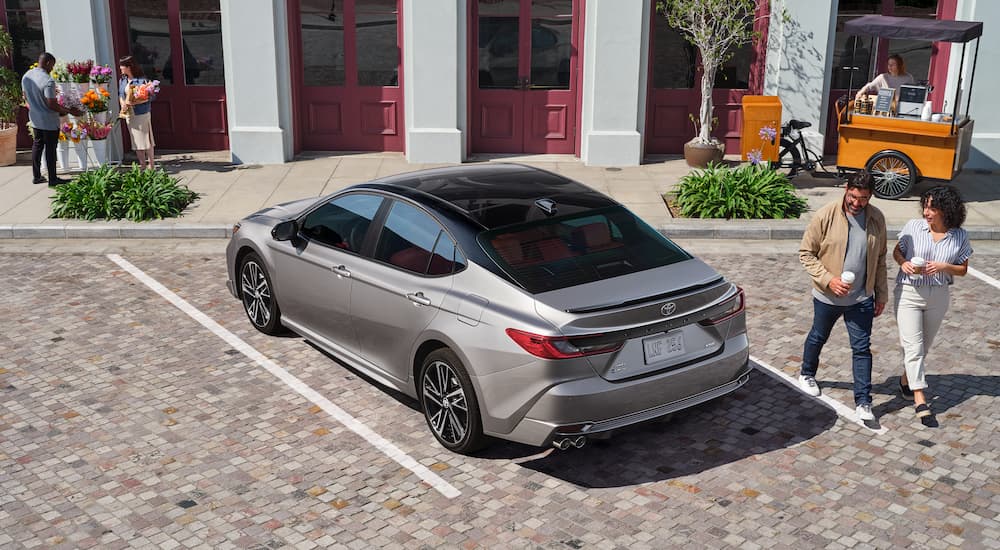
[5, 1, 41, 9]
[831, 1, 881, 90]
[300, 0, 345, 86]
[375, 202, 447, 275]
[479, 16, 518, 89]
[126, 0, 171, 82]
[5, 10, 45, 75]
[177, 0, 224, 86]
[651, 16, 695, 89]
[714, 37, 751, 89]
[530, 0, 571, 89]
[888, 2, 937, 83]
[355, 4, 399, 87]
[301, 194, 383, 252]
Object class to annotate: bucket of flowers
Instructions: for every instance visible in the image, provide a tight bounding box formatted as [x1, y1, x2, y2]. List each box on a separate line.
[81, 88, 111, 123]
[66, 59, 94, 96]
[89, 64, 113, 91]
[61, 121, 89, 171]
[51, 59, 72, 97]
[86, 120, 113, 167]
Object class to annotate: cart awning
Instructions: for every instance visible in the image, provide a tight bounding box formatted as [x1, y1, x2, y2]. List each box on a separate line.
[844, 15, 983, 43]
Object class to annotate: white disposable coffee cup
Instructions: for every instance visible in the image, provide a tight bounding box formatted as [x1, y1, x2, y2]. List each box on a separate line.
[911, 256, 925, 278]
[841, 271, 856, 287]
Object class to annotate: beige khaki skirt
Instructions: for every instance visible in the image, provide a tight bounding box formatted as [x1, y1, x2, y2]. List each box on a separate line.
[127, 111, 156, 150]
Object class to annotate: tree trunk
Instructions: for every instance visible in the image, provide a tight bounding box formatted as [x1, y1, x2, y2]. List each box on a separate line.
[699, 61, 717, 144]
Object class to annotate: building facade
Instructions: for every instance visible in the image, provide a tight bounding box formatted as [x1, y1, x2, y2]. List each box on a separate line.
[4, 0, 997, 170]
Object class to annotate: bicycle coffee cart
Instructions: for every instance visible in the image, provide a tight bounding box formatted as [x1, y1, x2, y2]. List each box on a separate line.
[835, 15, 982, 199]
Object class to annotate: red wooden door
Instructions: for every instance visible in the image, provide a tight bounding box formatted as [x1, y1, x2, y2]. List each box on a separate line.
[645, 1, 767, 155]
[290, 0, 404, 152]
[471, 0, 579, 155]
[111, 0, 228, 151]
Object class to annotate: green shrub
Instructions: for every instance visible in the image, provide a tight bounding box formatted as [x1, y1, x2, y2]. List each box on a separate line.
[50, 164, 198, 221]
[673, 162, 807, 219]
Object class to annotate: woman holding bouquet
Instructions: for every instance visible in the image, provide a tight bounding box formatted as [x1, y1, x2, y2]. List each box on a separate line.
[118, 55, 157, 169]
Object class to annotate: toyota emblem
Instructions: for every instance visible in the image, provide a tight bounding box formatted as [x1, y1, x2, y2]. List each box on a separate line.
[660, 302, 676, 316]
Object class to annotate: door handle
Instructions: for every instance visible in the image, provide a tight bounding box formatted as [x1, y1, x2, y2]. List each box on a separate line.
[518, 76, 530, 90]
[406, 292, 432, 306]
[331, 265, 351, 278]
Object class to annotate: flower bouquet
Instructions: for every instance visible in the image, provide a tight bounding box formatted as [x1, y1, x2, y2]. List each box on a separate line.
[50, 60, 70, 82]
[61, 121, 87, 143]
[133, 80, 160, 102]
[85, 121, 113, 140]
[81, 88, 110, 113]
[89, 64, 113, 85]
[67, 60, 94, 84]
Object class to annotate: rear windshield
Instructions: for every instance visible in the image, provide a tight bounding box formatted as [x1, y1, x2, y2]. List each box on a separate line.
[479, 206, 692, 293]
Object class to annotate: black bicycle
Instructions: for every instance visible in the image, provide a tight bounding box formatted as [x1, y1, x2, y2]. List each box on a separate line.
[777, 119, 825, 177]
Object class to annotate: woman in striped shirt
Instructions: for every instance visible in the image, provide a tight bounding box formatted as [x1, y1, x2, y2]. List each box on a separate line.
[892, 186, 973, 422]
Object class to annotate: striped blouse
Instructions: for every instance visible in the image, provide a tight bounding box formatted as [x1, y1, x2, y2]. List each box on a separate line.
[895, 218, 973, 287]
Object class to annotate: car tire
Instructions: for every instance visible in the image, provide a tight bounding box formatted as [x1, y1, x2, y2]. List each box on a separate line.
[419, 348, 486, 454]
[866, 150, 918, 199]
[238, 252, 283, 335]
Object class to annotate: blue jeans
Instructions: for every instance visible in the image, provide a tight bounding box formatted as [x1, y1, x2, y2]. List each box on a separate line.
[801, 296, 875, 406]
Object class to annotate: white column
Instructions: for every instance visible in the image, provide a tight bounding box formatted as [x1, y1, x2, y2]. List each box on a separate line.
[580, 0, 647, 166]
[40, 0, 122, 162]
[763, 0, 838, 154]
[402, 0, 464, 163]
[949, 0, 999, 170]
[220, 0, 293, 164]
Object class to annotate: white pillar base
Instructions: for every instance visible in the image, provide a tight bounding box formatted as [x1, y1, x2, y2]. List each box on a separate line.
[406, 128, 463, 164]
[229, 127, 290, 165]
[584, 131, 642, 166]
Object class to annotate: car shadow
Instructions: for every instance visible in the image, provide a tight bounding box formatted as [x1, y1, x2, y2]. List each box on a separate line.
[483, 374, 837, 488]
[303, 341, 423, 413]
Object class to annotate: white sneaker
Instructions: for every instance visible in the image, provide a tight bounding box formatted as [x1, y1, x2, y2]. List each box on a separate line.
[798, 375, 821, 396]
[856, 403, 875, 421]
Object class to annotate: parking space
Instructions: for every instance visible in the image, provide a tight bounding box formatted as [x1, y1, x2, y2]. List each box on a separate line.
[2, 245, 998, 548]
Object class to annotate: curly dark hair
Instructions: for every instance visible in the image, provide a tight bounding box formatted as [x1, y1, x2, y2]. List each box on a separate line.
[846, 171, 875, 193]
[920, 186, 966, 229]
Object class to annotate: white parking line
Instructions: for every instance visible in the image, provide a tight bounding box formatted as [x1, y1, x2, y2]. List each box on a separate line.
[107, 254, 461, 499]
[969, 267, 1000, 291]
[749, 354, 888, 434]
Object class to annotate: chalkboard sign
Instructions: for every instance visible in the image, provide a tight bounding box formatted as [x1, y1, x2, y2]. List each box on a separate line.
[874, 88, 895, 115]
[899, 85, 927, 104]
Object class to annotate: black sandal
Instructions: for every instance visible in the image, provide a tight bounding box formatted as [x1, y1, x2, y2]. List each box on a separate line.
[915, 403, 932, 418]
[899, 378, 914, 400]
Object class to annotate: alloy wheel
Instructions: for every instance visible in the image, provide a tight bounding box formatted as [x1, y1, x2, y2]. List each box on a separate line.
[421, 360, 470, 446]
[241, 260, 272, 328]
[868, 153, 915, 199]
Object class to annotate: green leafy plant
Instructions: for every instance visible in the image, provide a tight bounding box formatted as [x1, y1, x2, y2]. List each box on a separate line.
[50, 164, 198, 221]
[673, 162, 807, 219]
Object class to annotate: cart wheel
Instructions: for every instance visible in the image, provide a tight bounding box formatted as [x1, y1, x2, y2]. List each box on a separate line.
[866, 151, 918, 199]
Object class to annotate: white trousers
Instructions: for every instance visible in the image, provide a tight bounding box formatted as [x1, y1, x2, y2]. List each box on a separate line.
[893, 284, 950, 390]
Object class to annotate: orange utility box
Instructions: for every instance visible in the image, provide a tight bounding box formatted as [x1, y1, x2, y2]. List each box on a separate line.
[741, 96, 782, 162]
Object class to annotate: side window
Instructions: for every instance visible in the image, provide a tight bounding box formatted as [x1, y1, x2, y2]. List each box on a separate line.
[300, 194, 383, 251]
[375, 201, 457, 275]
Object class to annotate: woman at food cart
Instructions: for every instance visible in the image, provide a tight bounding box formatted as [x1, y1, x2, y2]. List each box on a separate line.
[855, 54, 915, 101]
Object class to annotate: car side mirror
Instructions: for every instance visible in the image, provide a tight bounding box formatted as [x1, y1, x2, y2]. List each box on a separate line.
[271, 220, 298, 241]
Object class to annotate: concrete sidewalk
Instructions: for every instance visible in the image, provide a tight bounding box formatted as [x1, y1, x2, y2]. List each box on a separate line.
[1, 150, 998, 239]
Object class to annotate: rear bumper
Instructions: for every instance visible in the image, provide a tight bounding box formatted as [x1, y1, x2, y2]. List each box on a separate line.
[495, 333, 750, 447]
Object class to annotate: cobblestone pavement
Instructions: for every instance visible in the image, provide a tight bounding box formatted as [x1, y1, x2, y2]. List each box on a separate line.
[1, 244, 998, 549]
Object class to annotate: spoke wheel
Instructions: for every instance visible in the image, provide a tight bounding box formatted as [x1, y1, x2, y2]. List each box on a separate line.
[239, 252, 283, 335]
[866, 151, 917, 199]
[419, 349, 485, 454]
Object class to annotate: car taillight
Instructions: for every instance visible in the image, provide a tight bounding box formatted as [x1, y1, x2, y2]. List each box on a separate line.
[505, 328, 624, 360]
[700, 287, 745, 325]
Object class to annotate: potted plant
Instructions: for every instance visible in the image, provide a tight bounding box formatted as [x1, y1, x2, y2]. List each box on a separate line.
[0, 25, 21, 166]
[658, 0, 759, 167]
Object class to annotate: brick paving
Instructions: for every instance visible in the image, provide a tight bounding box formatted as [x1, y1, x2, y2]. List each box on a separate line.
[1, 249, 998, 549]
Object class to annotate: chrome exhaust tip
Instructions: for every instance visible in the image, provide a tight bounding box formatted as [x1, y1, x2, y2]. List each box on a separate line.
[553, 438, 571, 450]
[571, 436, 586, 449]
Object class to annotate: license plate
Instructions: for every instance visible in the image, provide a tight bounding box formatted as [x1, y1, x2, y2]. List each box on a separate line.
[643, 331, 685, 364]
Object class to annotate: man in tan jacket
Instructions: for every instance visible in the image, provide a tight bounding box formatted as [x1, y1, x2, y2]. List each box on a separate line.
[798, 172, 887, 422]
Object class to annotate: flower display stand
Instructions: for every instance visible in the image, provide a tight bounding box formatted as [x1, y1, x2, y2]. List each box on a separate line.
[73, 141, 88, 171]
[92, 111, 110, 124]
[57, 141, 70, 171]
